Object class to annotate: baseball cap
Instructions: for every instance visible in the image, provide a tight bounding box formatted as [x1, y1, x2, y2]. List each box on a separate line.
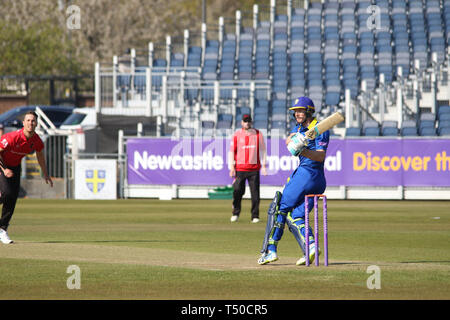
[289, 96, 315, 113]
[242, 114, 252, 122]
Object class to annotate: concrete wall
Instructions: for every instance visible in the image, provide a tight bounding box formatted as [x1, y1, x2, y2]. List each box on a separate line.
[20, 178, 65, 199]
[125, 184, 450, 200]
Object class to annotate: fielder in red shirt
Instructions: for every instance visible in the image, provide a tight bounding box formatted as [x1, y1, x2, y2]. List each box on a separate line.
[229, 114, 267, 223]
[0, 111, 53, 244]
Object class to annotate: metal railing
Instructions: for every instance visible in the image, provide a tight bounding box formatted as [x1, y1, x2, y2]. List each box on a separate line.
[27, 108, 71, 179]
[346, 50, 450, 129]
[45, 135, 68, 178]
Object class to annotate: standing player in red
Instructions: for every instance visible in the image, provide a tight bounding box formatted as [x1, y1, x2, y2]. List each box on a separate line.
[0, 111, 53, 244]
[229, 114, 267, 223]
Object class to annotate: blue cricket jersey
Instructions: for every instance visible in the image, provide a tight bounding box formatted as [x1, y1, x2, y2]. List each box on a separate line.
[290, 118, 330, 170]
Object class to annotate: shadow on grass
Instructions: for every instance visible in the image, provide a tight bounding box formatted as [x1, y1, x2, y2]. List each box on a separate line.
[329, 262, 372, 266]
[261, 261, 367, 267]
[400, 261, 450, 264]
[38, 240, 204, 244]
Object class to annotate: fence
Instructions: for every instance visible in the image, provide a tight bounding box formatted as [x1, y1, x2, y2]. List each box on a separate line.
[96, 64, 271, 111]
[45, 135, 68, 178]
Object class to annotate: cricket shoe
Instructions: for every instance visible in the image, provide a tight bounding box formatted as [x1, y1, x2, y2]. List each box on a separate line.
[251, 218, 260, 223]
[0, 229, 13, 244]
[230, 215, 239, 222]
[296, 244, 320, 266]
[258, 250, 278, 265]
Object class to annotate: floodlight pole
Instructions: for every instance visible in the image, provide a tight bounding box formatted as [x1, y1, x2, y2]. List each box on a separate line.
[202, 0, 207, 25]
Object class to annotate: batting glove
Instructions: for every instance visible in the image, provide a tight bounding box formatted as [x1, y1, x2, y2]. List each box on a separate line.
[287, 132, 307, 157]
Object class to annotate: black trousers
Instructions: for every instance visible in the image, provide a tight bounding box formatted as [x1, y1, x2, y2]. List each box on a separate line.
[232, 170, 260, 219]
[0, 166, 21, 231]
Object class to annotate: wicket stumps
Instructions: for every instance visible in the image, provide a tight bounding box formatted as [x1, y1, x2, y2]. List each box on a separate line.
[304, 194, 328, 266]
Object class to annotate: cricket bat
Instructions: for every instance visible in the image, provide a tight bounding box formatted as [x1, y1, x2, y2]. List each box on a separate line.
[304, 112, 345, 140]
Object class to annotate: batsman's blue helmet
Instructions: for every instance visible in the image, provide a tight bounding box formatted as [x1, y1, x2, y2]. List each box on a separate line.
[289, 96, 315, 113]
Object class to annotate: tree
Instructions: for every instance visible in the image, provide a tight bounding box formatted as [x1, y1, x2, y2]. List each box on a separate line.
[0, 0, 286, 75]
[0, 20, 81, 76]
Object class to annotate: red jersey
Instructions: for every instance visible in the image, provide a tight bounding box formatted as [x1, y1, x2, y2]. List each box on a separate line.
[230, 128, 266, 171]
[0, 129, 44, 167]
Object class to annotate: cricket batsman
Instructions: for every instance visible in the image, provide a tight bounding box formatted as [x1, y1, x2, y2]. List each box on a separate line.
[258, 96, 330, 265]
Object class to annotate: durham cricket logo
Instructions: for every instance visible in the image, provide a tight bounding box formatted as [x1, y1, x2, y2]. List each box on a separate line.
[85, 169, 106, 194]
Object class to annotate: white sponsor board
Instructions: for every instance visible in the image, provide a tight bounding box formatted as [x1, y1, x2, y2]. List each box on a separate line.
[74, 159, 117, 199]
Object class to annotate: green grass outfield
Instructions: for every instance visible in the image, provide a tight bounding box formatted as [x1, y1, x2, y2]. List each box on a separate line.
[0, 199, 449, 300]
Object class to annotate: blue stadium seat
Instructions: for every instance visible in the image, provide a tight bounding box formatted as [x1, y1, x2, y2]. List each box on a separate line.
[271, 121, 286, 130]
[218, 114, 233, 123]
[419, 120, 435, 129]
[237, 88, 250, 99]
[202, 121, 215, 129]
[252, 91, 267, 103]
[201, 86, 214, 101]
[170, 59, 184, 68]
[272, 113, 285, 121]
[382, 121, 398, 129]
[420, 113, 436, 121]
[419, 127, 437, 136]
[256, 99, 269, 108]
[438, 113, 450, 122]
[438, 120, 450, 131]
[272, 100, 286, 110]
[325, 92, 340, 106]
[382, 127, 399, 136]
[254, 120, 268, 130]
[187, 47, 202, 67]
[216, 121, 231, 130]
[153, 59, 167, 67]
[345, 127, 361, 137]
[117, 75, 131, 89]
[272, 105, 286, 114]
[401, 127, 418, 136]
[186, 88, 199, 101]
[401, 120, 417, 128]
[439, 127, 450, 136]
[364, 127, 381, 136]
[438, 105, 450, 116]
[254, 113, 268, 122]
[220, 89, 232, 100]
[134, 69, 146, 89]
[363, 120, 379, 129]
[237, 107, 251, 117]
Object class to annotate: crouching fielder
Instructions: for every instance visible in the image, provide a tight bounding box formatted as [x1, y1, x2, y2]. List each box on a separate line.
[258, 97, 329, 266]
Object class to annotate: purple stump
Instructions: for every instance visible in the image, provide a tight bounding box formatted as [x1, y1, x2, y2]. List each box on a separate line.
[304, 195, 309, 267]
[323, 196, 328, 266]
[314, 196, 319, 266]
